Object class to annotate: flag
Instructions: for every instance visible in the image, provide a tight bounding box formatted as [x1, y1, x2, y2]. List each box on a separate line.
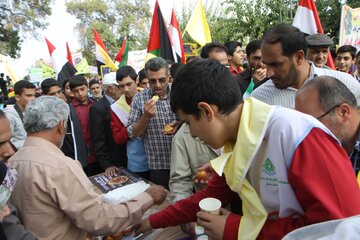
[146, 0, 176, 62]
[4, 62, 17, 83]
[44, 37, 77, 87]
[75, 57, 90, 75]
[183, 0, 211, 46]
[292, 0, 335, 69]
[170, 9, 186, 64]
[115, 37, 129, 67]
[66, 42, 74, 65]
[243, 79, 254, 100]
[40, 62, 56, 79]
[93, 29, 118, 74]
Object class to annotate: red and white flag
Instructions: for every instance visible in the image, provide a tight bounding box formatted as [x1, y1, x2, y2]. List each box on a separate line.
[292, 0, 335, 69]
[66, 42, 74, 66]
[93, 29, 118, 75]
[44, 37, 77, 86]
[170, 9, 185, 64]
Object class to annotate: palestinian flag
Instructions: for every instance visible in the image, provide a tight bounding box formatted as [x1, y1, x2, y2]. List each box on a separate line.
[170, 9, 185, 64]
[146, 0, 176, 62]
[93, 29, 118, 75]
[44, 37, 77, 88]
[115, 37, 129, 67]
[66, 42, 74, 65]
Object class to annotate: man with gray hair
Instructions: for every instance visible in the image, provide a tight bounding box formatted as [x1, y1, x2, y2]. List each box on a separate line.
[90, 72, 127, 176]
[127, 57, 179, 188]
[295, 76, 360, 177]
[8, 96, 167, 239]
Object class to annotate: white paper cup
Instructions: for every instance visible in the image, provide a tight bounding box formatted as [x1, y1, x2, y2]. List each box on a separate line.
[199, 197, 221, 215]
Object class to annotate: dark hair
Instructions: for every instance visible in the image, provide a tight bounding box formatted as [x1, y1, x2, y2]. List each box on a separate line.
[337, 45, 357, 59]
[89, 79, 101, 88]
[166, 59, 175, 66]
[263, 23, 307, 57]
[200, 42, 228, 58]
[245, 39, 262, 56]
[302, 76, 357, 114]
[14, 80, 36, 95]
[68, 75, 87, 90]
[224, 41, 242, 56]
[41, 78, 60, 95]
[0, 73, 4, 77]
[138, 69, 147, 81]
[170, 63, 184, 81]
[186, 56, 198, 63]
[356, 51, 360, 59]
[116, 66, 138, 82]
[62, 79, 70, 90]
[170, 59, 242, 119]
[145, 57, 169, 77]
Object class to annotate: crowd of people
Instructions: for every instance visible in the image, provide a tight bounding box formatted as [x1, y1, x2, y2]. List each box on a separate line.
[0, 23, 360, 239]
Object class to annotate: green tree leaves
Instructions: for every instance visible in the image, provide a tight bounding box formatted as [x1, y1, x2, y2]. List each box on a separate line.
[66, 0, 151, 65]
[0, 0, 52, 58]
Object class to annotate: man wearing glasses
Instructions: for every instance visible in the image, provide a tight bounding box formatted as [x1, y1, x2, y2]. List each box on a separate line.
[295, 76, 360, 177]
[127, 57, 179, 189]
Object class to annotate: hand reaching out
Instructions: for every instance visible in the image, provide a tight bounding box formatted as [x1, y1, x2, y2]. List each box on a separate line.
[197, 208, 231, 240]
[194, 163, 214, 184]
[134, 218, 152, 237]
[105, 166, 119, 176]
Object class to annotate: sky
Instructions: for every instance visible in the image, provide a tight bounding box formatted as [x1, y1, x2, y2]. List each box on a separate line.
[5, 0, 194, 79]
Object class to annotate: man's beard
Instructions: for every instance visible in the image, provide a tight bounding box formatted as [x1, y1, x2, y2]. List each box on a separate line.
[275, 63, 299, 89]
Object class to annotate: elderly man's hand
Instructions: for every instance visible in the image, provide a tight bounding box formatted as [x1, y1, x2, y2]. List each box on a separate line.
[197, 208, 231, 240]
[145, 185, 167, 205]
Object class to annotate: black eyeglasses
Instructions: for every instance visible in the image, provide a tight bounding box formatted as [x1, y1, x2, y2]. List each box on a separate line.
[149, 78, 167, 85]
[316, 104, 341, 120]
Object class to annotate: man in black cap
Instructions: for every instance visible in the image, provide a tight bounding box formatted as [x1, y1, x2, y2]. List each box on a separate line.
[306, 33, 333, 69]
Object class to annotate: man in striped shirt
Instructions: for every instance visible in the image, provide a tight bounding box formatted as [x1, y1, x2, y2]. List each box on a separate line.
[251, 23, 360, 109]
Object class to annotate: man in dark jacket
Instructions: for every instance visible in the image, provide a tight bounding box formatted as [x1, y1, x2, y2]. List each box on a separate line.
[90, 73, 127, 176]
[236, 39, 268, 94]
[41, 78, 88, 168]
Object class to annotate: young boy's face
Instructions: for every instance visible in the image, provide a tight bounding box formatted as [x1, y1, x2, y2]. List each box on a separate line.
[178, 108, 226, 149]
[335, 52, 355, 73]
[90, 83, 102, 98]
[71, 85, 89, 104]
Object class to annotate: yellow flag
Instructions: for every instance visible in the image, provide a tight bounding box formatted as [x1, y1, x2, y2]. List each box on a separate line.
[4, 62, 18, 83]
[41, 63, 55, 79]
[184, 0, 212, 46]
